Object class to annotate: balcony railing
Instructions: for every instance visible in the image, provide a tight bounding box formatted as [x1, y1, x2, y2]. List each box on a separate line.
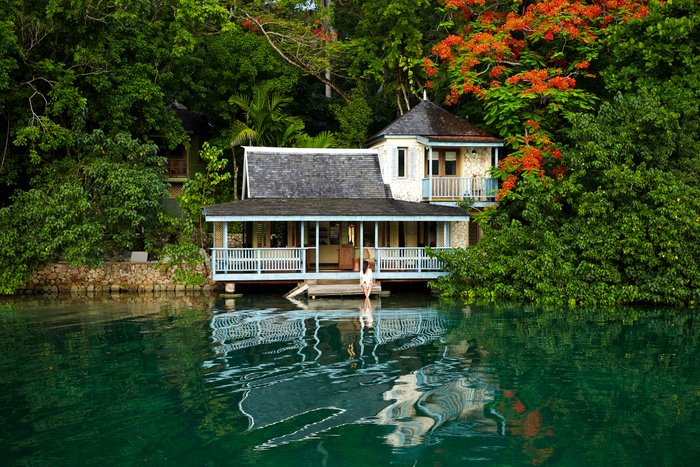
[167, 158, 188, 178]
[422, 177, 498, 201]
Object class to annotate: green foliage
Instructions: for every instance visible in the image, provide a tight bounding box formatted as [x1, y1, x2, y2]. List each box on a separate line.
[334, 0, 436, 109]
[432, 90, 700, 307]
[162, 142, 232, 285]
[229, 84, 335, 148]
[158, 237, 208, 286]
[179, 142, 231, 241]
[599, 0, 700, 109]
[331, 86, 372, 148]
[0, 131, 168, 294]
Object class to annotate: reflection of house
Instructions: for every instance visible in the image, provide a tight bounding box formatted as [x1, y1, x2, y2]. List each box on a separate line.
[203, 306, 500, 449]
[203, 97, 503, 285]
[377, 369, 497, 447]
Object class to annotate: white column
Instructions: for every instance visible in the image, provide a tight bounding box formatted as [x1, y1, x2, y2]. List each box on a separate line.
[315, 221, 320, 273]
[428, 146, 434, 202]
[301, 221, 306, 273]
[374, 222, 380, 272]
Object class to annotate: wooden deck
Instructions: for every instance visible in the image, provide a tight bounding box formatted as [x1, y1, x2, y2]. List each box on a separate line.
[286, 279, 384, 299]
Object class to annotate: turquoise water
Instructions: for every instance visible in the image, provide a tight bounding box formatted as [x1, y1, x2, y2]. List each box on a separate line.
[0, 294, 698, 466]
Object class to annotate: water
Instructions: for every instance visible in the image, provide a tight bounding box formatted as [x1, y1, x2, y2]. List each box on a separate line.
[0, 294, 698, 466]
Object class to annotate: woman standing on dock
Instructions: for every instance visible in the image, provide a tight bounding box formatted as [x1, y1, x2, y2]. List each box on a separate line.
[360, 260, 373, 299]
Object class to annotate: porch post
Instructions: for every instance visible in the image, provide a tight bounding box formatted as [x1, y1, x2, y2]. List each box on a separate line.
[301, 221, 306, 273]
[359, 222, 364, 265]
[443, 222, 449, 247]
[428, 146, 434, 202]
[315, 221, 320, 274]
[223, 222, 228, 273]
[374, 221, 380, 273]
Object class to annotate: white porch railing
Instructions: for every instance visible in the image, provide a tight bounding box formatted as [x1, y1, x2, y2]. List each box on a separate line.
[212, 247, 305, 274]
[211, 247, 450, 278]
[375, 247, 447, 273]
[422, 177, 498, 200]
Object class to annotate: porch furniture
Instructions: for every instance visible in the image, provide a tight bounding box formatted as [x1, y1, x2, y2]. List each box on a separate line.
[339, 245, 354, 270]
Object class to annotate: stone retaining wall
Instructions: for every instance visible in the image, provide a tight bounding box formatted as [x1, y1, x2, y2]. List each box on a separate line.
[19, 261, 216, 295]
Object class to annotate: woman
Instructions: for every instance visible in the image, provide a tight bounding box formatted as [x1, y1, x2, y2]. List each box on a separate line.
[359, 260, 373, 299]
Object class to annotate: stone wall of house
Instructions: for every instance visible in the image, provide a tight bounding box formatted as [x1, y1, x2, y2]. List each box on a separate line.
[18, 261, 216, 295]
[461, 149, 492, 177]
[451, 221, 469, 248]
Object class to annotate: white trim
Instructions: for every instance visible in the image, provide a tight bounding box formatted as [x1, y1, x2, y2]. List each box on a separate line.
[243, 146, 379, 155]
[242, 154, 249, 199]
[416, 136, 504, 147]
[206, 214, 470, 222]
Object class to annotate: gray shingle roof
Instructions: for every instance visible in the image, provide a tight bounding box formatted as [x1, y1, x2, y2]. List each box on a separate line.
[369, 99, 502, 143]
[203, 198, 469, 221]
[246, 149, 389, 199]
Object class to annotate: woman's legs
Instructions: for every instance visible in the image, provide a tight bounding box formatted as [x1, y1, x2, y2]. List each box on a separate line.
[361, 282, 371, 298]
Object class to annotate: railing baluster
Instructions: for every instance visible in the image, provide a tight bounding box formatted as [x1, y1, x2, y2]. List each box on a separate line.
[423, 177, 496, 200]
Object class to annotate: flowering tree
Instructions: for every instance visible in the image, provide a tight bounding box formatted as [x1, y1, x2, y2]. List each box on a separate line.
[425, 0, 651, 201]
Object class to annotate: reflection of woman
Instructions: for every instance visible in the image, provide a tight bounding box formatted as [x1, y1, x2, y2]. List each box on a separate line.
[359, 260, 373, 299]
[360, 297, 374, 328]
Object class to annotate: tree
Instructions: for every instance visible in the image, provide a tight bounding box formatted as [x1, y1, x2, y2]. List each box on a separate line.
[159, 142, 232, 286]
[426, 0, 651, 202]
[599, 0, 700, 108]
[0, 131, 168, 294]
[227, 0, 350, 101]
[229, 84, 335, 148]
[431, 90, 700, 307]
[0, 0, 227, 203]
[331, 85, 372, 148]
[333, 0, 439, 114]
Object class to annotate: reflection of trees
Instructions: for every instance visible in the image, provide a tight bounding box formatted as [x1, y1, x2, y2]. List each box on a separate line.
[445, 305, 700, 465]
[0, 296, 217, 465]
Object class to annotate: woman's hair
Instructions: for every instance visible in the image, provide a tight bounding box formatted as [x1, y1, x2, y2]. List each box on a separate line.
[362, 260, 369, 274]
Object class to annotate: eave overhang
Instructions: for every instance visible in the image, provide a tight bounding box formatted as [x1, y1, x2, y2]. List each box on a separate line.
[203, 198, 470, 223]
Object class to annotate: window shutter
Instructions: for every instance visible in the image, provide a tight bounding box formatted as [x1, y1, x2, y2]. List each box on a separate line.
[390, 146, 398, 179]
[409, 147, 415, 179]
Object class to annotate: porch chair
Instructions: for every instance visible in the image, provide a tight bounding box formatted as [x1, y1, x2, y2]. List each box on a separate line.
[363, 246, 376, 270]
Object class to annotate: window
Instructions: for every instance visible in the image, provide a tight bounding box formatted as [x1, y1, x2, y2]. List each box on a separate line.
[397, 147, 407, 178]
[444, 151, 457, 175]
[425, 149, 459, 176]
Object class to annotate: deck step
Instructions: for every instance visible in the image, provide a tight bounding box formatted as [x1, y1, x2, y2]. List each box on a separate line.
[284, 282, 308, 299]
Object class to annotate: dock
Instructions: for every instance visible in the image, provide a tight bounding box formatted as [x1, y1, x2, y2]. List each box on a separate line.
[285, 279, 384, 299]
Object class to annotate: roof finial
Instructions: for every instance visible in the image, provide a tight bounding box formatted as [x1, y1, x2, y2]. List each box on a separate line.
[423, 89, 428, 101]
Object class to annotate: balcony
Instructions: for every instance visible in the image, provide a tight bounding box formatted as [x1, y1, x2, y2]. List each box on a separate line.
[422, 177, 498, 201]
[166, 158, 188, 178]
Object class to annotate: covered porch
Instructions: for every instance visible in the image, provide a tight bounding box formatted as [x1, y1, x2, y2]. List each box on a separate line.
[204, 198, 470, 283]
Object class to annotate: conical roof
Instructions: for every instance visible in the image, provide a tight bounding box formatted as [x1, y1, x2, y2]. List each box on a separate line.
[368, 99, 502, 144]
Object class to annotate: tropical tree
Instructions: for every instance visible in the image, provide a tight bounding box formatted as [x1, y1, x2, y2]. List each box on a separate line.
[429, 0, 700, 307]
[229, 84, 335, 148]
[425, 0, 651, 203]
[431, 88, 700, 307]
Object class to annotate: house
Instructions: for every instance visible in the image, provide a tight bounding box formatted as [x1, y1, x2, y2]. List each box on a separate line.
[202, 97, 503, 288]
[159, 102, 212, 207]
[366, 95, 504, 244]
